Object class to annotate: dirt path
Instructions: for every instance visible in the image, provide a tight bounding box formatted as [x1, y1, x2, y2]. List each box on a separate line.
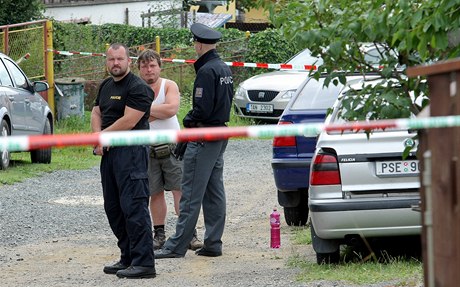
[0, 140, 314, 287]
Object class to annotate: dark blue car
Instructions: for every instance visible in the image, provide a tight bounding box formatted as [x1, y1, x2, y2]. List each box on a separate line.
[271, 75, 347, 225]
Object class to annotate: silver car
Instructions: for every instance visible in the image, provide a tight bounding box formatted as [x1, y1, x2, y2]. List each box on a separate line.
[233, 48, 322, 122]
[308, 81, 421, 264]
[0, 53, 53, 169]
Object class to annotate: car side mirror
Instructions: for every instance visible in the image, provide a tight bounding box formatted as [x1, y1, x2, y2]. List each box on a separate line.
[33, 81, 49, 93]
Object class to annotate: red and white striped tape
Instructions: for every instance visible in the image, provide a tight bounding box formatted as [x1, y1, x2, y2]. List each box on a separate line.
[50, 49, 106, 57]
[2, 115, 460, 152]
[47, 49, 317, 71]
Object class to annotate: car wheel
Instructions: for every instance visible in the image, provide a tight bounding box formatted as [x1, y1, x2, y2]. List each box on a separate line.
[0, 119, 11, 170]
[31, 119, 52, 164]
[283, 192, 309, 226]
[284, 206, 309, 226]
[311, 224, 340, 264]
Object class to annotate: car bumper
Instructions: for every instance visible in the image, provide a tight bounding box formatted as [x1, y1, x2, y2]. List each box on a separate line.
[309, 198, 422, 239]
[271, 158, 311, 191]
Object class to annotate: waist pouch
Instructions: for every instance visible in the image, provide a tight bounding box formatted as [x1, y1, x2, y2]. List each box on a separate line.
[150, 144, 171, 159]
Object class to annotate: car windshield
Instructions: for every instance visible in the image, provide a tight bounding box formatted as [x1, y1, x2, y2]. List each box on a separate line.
[291, 78, 344, 110]
[286, 49, 323, 66]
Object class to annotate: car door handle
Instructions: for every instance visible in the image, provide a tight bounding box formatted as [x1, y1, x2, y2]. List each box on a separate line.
[8, 96, 14, 101]
[25, 99, 30, 104]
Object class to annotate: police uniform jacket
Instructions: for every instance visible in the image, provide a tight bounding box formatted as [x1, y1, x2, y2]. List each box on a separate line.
[183, 49, 233, 128]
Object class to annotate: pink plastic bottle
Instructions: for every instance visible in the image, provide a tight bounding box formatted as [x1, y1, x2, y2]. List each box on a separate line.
[270, 208, 281, 248]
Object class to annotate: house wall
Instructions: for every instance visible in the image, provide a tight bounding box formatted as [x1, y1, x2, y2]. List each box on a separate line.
[243, 7, 269, 23]
[43, 0, 172, 27]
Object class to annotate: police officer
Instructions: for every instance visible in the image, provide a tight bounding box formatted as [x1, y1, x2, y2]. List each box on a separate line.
[155, 23, 233, 259]
[91, 43, 156, 278]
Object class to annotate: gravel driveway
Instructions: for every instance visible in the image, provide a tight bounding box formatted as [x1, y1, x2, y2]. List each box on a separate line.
[0, 139, 422, 287]
[0, 139, 311, 287]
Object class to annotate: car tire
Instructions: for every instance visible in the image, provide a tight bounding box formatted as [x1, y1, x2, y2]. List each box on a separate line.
[283, 193, 309, 226]
[1, 119, 11, 170]
[30, 119, 52, 164]
[311, 225, 340, 264]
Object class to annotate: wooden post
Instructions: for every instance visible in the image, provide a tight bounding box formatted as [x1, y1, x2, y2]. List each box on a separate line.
[407, 58, 460, 287]
[155, 36, 160, 54]
[45, 20, 55, 117]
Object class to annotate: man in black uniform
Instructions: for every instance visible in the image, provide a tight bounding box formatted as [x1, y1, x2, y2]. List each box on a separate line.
[155, 23, 233, 259]
[91, 43, 156, 278]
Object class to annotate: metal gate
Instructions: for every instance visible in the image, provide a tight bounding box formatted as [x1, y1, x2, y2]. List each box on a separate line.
[0, 20, 55, 115]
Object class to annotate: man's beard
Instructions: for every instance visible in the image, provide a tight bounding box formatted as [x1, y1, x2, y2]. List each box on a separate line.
[110, 66, 127, 77]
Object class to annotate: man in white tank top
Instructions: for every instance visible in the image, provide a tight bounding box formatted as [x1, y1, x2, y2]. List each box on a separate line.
[137, 49, 203, 251]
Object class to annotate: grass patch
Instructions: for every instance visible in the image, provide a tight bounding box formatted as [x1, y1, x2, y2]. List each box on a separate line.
[289, 255, 422, 286]
[291, 225, 312, 245]
[1, 112, 99, 185]
[289, 226, 423, 286]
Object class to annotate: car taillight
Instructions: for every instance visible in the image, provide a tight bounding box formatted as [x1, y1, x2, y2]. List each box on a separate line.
[273, 121, 296, 147]
[310, 152, 341, 185]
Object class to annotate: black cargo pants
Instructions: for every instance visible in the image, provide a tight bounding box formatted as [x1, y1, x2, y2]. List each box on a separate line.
[100, 145, 154, 267]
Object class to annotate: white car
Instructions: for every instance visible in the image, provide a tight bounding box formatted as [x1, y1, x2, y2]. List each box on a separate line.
[233, 43, 398, 122]
[308, 80, 422, 264]
[233, 48, 322, 122]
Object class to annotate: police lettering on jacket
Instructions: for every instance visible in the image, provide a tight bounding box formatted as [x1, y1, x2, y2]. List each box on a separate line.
[220, 76, 233, 85]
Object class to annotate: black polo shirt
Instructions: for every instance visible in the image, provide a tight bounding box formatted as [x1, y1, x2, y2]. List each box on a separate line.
[95, 72, 153, 130]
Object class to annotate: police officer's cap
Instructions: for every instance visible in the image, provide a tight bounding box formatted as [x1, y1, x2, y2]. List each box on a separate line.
[191, 23, 222, 44]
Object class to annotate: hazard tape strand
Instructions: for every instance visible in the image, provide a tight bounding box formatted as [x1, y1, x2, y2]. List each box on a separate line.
[47, 49, 317, 71]
[1, 116, 460, 152]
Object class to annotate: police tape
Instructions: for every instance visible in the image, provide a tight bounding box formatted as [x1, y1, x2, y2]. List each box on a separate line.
[47, 49, 317, 71]
[1, 115, 460, 152]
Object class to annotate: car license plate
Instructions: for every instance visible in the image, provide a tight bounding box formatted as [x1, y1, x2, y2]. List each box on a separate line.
[247, 103, 273, 113]
[375, 160, 419, 176]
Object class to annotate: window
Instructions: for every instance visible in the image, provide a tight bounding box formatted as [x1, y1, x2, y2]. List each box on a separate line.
[0, 60, 13, 87]
[4, 59, 28, 89]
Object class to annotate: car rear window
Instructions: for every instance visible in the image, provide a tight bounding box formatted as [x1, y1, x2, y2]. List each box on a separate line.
[290, 78, 343, 110]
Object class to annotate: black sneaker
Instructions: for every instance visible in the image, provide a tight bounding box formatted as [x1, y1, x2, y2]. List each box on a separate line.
[103, 261, 129, 274]
[195, 248, 222, 257]
[153, 228, 166, 250]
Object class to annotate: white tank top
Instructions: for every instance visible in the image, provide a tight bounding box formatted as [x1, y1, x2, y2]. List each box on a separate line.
[149, 78, 181, 131]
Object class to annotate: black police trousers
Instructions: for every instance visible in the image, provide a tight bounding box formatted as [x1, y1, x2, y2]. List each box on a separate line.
[100, 145, 154, 267]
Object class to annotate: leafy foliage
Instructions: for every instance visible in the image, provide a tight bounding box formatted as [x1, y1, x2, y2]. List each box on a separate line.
[0, 0, 44, 25]
[242, 28, 300, 79]
[259, 0, 460, 120]
[246, 28, 299, 64]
